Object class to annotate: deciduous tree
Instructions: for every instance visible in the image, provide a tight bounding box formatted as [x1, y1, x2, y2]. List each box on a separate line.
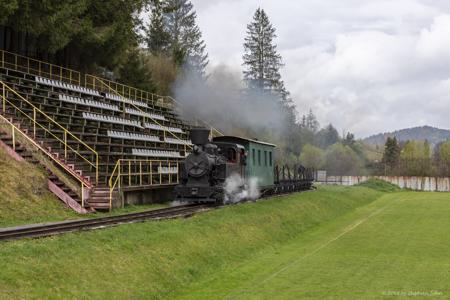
[299, 144, 325, 169]
[324, 143, 363, 175]
[399, 140, 432, 176]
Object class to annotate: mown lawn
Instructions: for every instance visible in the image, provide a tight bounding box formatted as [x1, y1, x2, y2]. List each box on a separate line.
[183, 191, 450, 299]
[0, 185, 385, 299]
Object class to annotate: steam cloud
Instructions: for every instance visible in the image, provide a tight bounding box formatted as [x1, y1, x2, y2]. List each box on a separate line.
[224, 173, 260, 204]
[173, 65, 289, 135]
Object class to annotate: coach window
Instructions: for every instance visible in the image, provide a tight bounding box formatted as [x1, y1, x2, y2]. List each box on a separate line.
[258, 150, 261, 166]
[269, 152, 272, 167]
[227, 148, 237, 162]
[252, 149, 256, 166]
[264, 151, 267, 166]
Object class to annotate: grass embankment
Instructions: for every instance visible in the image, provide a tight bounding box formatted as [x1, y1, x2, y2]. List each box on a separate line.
[0, 147, 168, 227]
[0, 147, 77, 227]
[0, 184, 385, 299]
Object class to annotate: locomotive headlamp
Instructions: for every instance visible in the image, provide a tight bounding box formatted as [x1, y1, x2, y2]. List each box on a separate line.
[193, 145, 200, 153]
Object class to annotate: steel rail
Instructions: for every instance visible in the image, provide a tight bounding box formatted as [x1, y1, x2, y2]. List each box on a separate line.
[0, 204, 210, 242]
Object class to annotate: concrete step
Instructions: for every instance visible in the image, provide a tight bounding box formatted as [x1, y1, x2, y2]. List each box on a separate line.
[88, 203, 110, 210]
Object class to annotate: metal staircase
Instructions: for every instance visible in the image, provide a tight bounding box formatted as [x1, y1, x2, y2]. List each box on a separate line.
[0, 80, 107, 212]
[0, 116, 92, 213]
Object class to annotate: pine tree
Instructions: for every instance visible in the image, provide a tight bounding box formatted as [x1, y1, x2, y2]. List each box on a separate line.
[305, 109, 320, 132]
[146, 0, 171, 55]
[243, 8, 288, 98]
[300, 115, 307, 128]
[316, 124, 340, 148]
[383, 137, 401, 170]
[343, 132, 355, 146]
[162, 0, 208, 77]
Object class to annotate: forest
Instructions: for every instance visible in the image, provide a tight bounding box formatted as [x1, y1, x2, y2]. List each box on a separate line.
[2, 0, 445, 176]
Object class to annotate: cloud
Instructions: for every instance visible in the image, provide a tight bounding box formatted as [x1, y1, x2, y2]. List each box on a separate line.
[288, 14, 450, 137]
[189, 0, 450, 137]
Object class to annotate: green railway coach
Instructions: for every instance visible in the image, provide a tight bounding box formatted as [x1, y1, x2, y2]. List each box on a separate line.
[212, 136, 276, 187]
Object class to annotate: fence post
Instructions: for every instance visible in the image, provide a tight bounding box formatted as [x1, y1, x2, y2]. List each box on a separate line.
[12, 126, 15, 150]
[128, 160, 131, 186]
[33, 108, 36, 138]
[81, 182, 85, 208]
[118, 160, 121, 189]
[64, 131, 67, 159]
[96, 155, 99, 185]
[109, 188, 113, 212]
[159, 161, 162, 184]
[2, 84, 5, 113]
[150, 161, 153, 185]
[139, 161, 142, 186]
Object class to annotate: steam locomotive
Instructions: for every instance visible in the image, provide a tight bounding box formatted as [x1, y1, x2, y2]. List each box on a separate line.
[174, 128, 314, 204]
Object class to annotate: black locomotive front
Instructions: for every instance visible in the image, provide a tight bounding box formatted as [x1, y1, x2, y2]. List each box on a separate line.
[175, 128, 228, 203]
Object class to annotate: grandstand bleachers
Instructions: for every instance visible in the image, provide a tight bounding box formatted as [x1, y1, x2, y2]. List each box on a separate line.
[0, 53, 195, 211]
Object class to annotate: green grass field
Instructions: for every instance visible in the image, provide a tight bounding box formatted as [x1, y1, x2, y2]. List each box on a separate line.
[0, 182, 449, 299]
[184, 190, 450, 299]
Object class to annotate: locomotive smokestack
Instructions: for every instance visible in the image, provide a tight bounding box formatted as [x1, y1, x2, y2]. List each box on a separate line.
[190, 127, 211, 145]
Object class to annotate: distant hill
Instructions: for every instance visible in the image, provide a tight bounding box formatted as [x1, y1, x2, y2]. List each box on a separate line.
[363, 126, 450, 147]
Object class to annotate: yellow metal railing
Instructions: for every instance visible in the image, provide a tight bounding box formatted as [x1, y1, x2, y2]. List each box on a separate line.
[108, 159, 180, 211]
[1, 81, 99, 185]
[85, 74, 174, 109]
[0, 50, 81, 85]
[84, 74, 223, 137]
[86, 75, 192, 152]
[0, 113, 89, 207]
[0, 51, 222, 137]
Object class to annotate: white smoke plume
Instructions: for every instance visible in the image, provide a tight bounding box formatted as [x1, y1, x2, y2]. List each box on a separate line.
[224, 173, 260, 204]
[170, 200, 185, 207]
[173, 65, 290, 135]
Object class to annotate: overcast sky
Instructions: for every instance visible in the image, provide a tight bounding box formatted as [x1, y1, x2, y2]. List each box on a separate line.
[186, 0, 450, 138]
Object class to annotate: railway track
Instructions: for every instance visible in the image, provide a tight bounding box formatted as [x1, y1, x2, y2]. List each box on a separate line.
[0, 186, 315, 242]
[0, 204, 211, 242]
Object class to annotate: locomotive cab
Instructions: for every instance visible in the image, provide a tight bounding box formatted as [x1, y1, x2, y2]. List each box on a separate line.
[214, 142, 246, 179]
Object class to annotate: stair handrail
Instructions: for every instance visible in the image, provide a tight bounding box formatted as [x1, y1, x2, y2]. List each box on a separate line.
[86, 76, 192, 152]
[0, 50, 81, 85]
[0, 51, 221, 136]
[1, 81, 99, 184]
[108, 158, 180, 211]
[0, 113, 89, 207]
[85, 74, 172, 109]
[84, 74, 223, 137]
